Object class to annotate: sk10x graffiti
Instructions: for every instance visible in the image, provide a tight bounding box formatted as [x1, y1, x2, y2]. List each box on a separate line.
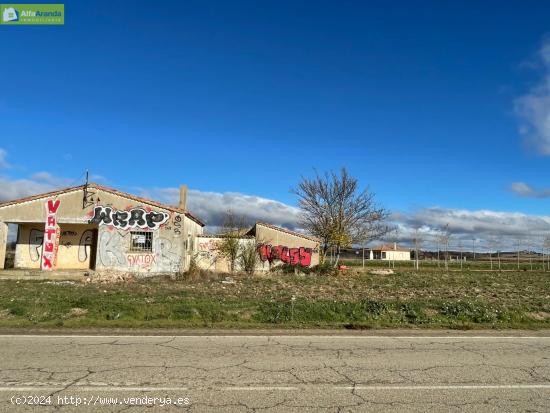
[259, 245, 312, 267]
[88, 206, 169, 230]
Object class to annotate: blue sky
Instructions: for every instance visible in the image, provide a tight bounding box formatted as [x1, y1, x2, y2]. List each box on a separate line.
[1, 1, 550, 246]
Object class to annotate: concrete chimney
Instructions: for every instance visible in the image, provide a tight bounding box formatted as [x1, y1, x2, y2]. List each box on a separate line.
[179, 185, 188, 210]
[394, 242, 397, 250]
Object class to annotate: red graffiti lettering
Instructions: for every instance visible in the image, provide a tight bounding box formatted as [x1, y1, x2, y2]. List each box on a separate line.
[273, 246, 284, 261]
[258, 245, 313, 267]
[299, 247, 312, 266]
[45, 228, 56, 240]
[258, 244, 271, 261]
[44, 242, 54, 253]
[42, 256, 52, 268]
[127, 254, 157, 267]
[47, 199, 60, 214]
[289, 248, 300, 265]
[42, 198, 60, 271]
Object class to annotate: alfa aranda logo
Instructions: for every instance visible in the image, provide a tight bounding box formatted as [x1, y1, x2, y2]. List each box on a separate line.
[2, 6, 18, 22]
[0, 4, 64, 24]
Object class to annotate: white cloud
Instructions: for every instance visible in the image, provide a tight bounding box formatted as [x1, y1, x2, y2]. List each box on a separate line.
[509, 181, 550, 198]
[2, 173, 549, 251]
[0, 149, 11, 169]
[391, 207, 550, 251]
[138, 187, 301, 231]
[0, 172, 73, 202]
[0, 177, 55, 202]
[515, 39, 550, 155]
[140, 186, 550, 251]
[30, 172, 73, 187]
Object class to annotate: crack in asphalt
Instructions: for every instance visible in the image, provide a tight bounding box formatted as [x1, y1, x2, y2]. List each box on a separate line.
[1, 336, 549, 411]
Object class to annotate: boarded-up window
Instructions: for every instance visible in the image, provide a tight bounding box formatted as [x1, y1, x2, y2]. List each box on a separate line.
[130, 231, 153, 252]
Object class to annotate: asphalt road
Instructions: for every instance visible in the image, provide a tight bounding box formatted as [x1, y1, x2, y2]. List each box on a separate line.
[0, 333, 549, 412]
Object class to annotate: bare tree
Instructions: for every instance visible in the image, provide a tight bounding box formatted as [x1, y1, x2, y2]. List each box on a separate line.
[487, 237, 496, 271]
[458, 238, 463, 270]
[527, 237, 533, 271]
[435, 234, 441, 268]
[437, 224, 450, 271]
[292, 168, 389, 266]
[496, 236, 502, 271]
[516, 238, 522, 271]
[543, 235, 550, 272]
[412, 228, 423, 270]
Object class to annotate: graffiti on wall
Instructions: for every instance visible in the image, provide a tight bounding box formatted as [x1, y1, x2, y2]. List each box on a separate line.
[41, 199, 61, 270]
[98, 230, 128, 267]
[97, 228, 181, 272]
[127, 253, 157, 269]
[155, 237, 181, 272]
[196, 238, 220, 270]
[259, 244, 313, 267]
[88, 206, 169, 230]
[198, 239, 219, 252]
[78, 230, 94, 262]
[29, 229, 44, 262]
[173, 215, 182, 237]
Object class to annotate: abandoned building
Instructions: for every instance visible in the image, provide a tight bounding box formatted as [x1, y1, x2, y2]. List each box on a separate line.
[0, 183, 320, 274]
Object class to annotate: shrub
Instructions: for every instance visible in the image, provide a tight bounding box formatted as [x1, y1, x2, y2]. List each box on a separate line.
[400, 303, 420, 322]
[361, 299, 388, 317]
[308, 262, 339, 276]
[239, 241, 260, 275]
[439, 300, 497, 323]
[8, 306, 26, 316]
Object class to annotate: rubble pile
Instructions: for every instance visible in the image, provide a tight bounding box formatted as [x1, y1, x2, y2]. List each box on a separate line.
[84, 270, 135, 284]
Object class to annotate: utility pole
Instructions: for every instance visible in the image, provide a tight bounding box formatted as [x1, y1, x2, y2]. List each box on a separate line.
[458, 240, 463, 271]
[544, 235, 550, 272]
[437, 238, 440, 268]
[517, 238, 521, 270]
[497, 240, 501, 271]
[527, 238, 533, 271]
[413, 230, 421, 271]
[489, 239, 493, 271]
[472, 238, 476, 261]
[443, 224, 449, 272]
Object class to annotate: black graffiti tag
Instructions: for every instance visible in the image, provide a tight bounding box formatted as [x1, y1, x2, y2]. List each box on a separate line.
[146, 212, 168, 228]
[128, 209, 146, 227]
[173, 214, 182, 235]
[88, 206, 169, 230]
[89, 207, 113, 225]
[112, 211, 130, 228]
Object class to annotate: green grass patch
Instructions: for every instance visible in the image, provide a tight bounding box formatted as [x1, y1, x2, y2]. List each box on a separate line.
[0, 269, 548, 329]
